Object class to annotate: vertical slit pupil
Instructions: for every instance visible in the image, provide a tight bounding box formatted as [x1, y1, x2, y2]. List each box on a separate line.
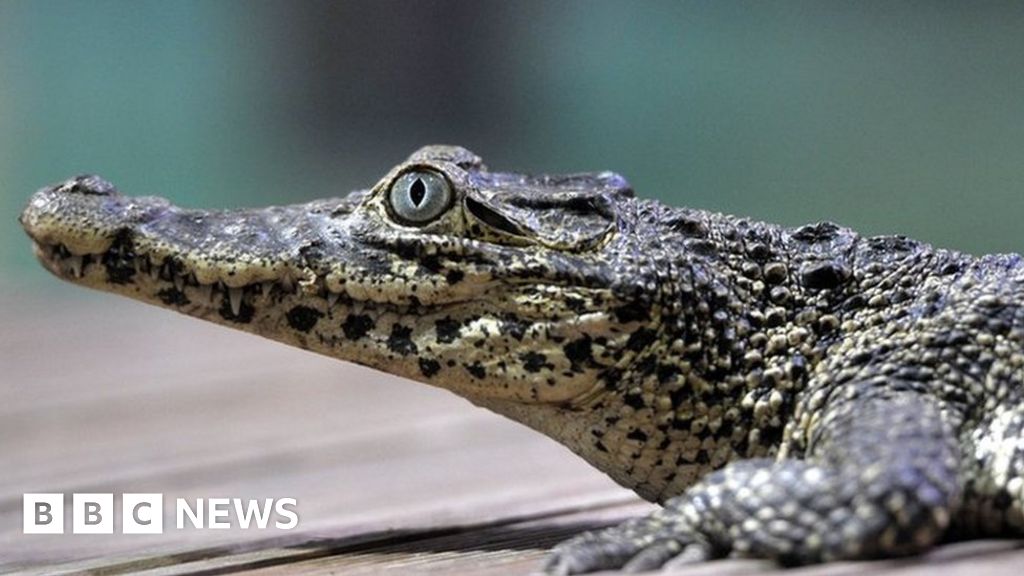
[409, 178, 427, 207]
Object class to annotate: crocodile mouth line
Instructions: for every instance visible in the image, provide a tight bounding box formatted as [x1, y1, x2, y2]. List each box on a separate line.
[31, 238, 480, 320]
[34, 238, 291, 315]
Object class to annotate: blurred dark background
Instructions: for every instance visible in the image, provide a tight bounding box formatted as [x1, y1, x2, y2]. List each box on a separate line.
[3, 0, 1024, 283]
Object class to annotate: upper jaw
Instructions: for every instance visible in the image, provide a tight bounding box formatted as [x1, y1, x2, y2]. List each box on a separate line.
[20, 157, 628, 321]
[19, 174, 514, 321]
[20, 175, 364, 314]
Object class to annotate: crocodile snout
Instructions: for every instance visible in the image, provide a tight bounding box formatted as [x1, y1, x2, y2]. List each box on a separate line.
[20, 175, 120, 253]
[20, 175, 168, 258]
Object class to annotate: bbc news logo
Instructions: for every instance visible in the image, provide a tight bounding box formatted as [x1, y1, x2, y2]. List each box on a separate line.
[23, 493, 298, 534]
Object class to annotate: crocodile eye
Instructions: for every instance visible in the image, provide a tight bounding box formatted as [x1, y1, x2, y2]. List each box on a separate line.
[388, 170, 452, 225]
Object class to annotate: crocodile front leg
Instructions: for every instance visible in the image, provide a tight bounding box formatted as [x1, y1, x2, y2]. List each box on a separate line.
[544, 388, 963, 573]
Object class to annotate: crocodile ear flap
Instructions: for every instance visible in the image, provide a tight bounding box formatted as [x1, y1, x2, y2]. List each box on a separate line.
[466, 171, 630, 251]
[464, 196, 529, 238]
[506, 190, 620, 251]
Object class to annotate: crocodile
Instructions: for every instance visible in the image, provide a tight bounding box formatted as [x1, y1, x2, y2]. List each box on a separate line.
[19, 145, 1024, 572]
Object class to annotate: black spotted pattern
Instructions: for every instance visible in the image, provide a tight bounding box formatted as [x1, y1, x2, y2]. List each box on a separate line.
[286, 305, 323, 333]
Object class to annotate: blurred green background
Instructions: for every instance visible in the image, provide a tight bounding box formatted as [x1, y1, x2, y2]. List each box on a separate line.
[3, 1, 1023, 287]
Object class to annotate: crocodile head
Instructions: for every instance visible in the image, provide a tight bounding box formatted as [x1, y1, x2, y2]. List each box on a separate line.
[21, 146, 656, 414]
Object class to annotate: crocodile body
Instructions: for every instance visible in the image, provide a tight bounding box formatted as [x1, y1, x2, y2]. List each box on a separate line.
[20, 146, 1024, 572]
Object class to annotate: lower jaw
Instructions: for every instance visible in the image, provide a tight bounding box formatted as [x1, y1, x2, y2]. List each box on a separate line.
[32, 242, 468, 365]
[36, 250, 402, 365]
[30, 239, 449, 320]
[37, 247, 388, 327]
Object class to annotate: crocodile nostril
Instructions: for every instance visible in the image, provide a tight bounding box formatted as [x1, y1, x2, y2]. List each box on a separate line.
[58, 175, 118, 197]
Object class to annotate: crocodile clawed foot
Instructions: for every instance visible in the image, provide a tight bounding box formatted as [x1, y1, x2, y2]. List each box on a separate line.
[542, 517, 715, 574]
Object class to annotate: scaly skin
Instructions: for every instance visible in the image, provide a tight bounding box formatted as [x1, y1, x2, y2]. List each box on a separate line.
[19, 146, 1024, 571]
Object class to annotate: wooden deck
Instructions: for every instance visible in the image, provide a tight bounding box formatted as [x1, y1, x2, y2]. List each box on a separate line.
[1, 282, 1022, 575]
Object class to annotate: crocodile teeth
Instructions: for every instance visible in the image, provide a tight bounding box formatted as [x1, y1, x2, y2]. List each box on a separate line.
[197, 283, 213, 304]
[229, 287, 243, 316]
[279, 273, 295, 293]
[67, 255, 83, 278]
[173, 274, 185, 292]
[149, 261, 161, 281]
[326, 291, 339, 308]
